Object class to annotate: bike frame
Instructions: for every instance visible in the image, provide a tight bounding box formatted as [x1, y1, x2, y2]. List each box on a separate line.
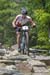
[20, 29, 29, 55]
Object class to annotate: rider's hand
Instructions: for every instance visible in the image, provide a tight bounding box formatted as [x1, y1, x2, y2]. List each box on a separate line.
[32, 23, 36, 28]
[14, 27, 17, 29]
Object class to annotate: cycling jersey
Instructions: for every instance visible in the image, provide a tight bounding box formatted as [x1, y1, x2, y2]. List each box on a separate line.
[15, 14, 32, 27]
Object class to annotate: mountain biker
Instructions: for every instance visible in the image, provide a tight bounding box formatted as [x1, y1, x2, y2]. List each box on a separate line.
[12, 7, 36, 52]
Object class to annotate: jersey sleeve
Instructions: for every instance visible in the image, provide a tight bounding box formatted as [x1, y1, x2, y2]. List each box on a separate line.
[15, 15, 21, 21]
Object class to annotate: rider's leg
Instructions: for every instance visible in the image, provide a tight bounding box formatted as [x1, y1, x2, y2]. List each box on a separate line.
[16, 32, 21, 50]
[25, 32, 29, 48]
[25, 31, 29, 55]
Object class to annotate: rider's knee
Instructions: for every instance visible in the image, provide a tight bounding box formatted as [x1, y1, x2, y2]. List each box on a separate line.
[17, 33, 21, 38]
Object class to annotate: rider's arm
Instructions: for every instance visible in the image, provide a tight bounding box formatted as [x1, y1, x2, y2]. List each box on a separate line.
[12, 15, 20, 28]
[28, 17, 36, 27]
[12, 16, 17, 28]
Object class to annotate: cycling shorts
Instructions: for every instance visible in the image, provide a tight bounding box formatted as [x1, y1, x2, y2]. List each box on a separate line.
[15, 27, 21, 32]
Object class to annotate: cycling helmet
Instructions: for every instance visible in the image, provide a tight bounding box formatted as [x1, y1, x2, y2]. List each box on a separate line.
[21, 7, 28, 15]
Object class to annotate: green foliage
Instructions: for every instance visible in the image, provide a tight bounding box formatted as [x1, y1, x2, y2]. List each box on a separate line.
[33, 9, 50, 46]
[46, 0, 50, 12]
[33, 45, 50, 50]
[0, 26, 4, 31]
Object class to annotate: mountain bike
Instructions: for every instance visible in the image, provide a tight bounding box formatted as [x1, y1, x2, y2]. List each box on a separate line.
[20, 25, 29, 55]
